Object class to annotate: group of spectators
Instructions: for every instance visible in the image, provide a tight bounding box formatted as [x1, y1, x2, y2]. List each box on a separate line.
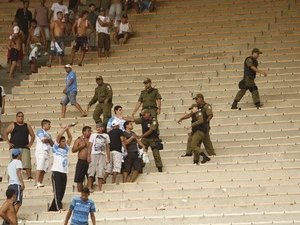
[0, 68, 163, 224]
[7, 0, 154, 77]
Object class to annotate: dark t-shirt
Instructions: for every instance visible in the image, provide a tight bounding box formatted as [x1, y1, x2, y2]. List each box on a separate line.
[108, 128, 124, 153]
[15, 8, 32, 35]
[124, 131, 138, 153]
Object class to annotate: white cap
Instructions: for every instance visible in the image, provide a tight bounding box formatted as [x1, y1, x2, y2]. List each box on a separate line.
[64, 64, 72, 69]
[13, 26, 20, 34]
[112, 120, 120, 127]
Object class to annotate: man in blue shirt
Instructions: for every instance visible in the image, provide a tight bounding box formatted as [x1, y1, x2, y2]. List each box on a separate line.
[61, 64, 87, 118]
[64, 187, 96, 225]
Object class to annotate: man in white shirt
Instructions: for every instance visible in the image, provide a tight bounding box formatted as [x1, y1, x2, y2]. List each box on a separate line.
[35, 119, 54, 187]
[106, 105, 126, 132]
[50, 0, 69, 21]
[96, 8, 112, 58]
[48, 125, 72, 211]
[87, 122, 110, 192]
[7, 148, 25, 213]
[0, 86, 5, 141]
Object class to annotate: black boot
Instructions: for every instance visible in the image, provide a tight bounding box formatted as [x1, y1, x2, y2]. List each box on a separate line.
[231, 100, 238, 109]
[157, 167, 163, 172]
[255, 102, 263, 109]
[200, 153, 211, 164]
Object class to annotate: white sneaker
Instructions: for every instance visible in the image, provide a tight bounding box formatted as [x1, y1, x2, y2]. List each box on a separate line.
[44, 52, 48, 56]
[37, 182, 44, 187]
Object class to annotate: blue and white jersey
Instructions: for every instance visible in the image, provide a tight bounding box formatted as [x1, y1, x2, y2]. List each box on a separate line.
[70, 196, 96, 225]
[107, 116, 126, 131]
[51, 142, 69, 173]
[35, 128, 52, 156]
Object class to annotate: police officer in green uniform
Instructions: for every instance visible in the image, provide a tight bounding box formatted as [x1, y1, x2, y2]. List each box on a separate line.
[132, 78, 162, 120]
[178, 93, 212, 164]
[133, 109, 163, 172]
[231, 48, 267, 109]
[87, 76, 113, 126]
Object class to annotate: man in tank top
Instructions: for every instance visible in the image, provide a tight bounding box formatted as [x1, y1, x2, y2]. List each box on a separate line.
[4, 112, 35, 180]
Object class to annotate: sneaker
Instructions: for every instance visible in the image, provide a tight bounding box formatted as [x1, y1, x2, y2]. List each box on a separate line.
[181, 154, 192, 157]
[37, 182, 44, 187]
[27, 176, 34, 181]
[44, 52, 48, 56]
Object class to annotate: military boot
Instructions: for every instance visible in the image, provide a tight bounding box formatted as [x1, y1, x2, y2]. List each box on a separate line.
[255, 102, 263, 109]
[200, 153, 211, 164]
[231, 100, 238, 109]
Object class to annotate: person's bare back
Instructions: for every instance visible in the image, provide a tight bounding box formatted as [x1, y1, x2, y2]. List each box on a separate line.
[0, 190, 17, 225]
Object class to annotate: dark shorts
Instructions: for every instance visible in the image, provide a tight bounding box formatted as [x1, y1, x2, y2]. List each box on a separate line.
[2, 220, 10, 225]
[117, 32, 130, 40]
[10, 48, 19, 62]
[73, 36, 88, 52]
[8, 184, 23, 205]
[97, 33, 110, 51]
[50, 37, 65, 56]
[74, 159, 89, 183]
[123, 152, 142, 173]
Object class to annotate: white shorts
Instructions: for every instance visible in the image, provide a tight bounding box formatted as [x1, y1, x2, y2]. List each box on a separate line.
[106, 151, 122, 174]
[88, 154, 106, 179]
[35, 154, 50, 172]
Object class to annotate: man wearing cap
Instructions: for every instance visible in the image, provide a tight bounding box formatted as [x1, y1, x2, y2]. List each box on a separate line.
[61, 64, 87, 118]
[7, 148, 25, 213]
[132, 109, 163, 172]
[106, 120, 126, 183]
[132, 78, 162, 120]
[177, 93, 213, 164]
[87, 76, 113, 127]
[231, 48, 267, 109]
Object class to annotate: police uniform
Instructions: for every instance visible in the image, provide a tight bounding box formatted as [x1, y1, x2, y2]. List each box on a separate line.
[134, 114, 163, 172]
[185, 103, 215, 162]
[232, 49, 263, 109]
[138, 87, 162, 119]
[88, 76, 113, 126]
[189, 104, 211, 164]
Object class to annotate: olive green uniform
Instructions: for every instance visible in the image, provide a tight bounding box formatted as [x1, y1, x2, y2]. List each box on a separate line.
[186, 103, 215, 161]
[134, 116, 163, 170]
[234, 57, 261, 105]
[88, 83, 113, 125]
[138, 87, 162, 119]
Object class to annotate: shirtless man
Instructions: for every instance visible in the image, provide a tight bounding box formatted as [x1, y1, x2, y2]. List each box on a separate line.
[72, 126, 92, 192]
[27, 19, 45, 74]
[8, 27, 21, 79]
[48, 11, 66, 67]
[71, 10, 94, 67]
[0, 189, 17, 225]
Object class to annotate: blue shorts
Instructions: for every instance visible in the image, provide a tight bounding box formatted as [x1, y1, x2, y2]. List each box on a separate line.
[8, 184, 23, 205]
[61, 91, 77, 105]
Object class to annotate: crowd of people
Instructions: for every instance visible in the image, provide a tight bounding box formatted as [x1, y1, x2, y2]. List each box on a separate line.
[7, 0, 153, 78]
[0, 1, 270, 224]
